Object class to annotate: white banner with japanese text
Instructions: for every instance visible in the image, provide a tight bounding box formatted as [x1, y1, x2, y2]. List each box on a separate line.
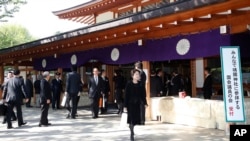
[220, 46, 245, 122]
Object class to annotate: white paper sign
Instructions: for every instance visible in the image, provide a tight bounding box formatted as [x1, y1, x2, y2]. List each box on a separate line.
[220, 46, 245, 122]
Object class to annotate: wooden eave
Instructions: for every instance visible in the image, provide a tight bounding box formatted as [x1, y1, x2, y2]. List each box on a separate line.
[1, 0, 250, 65]
[54, 0, 164, 24]
[53, 0, 135, 19]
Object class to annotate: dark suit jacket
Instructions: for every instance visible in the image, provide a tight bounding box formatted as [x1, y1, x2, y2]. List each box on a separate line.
[150, 75, 163, 97]
[51, 79, 63, 94]
[40, 78, 52, 104]
[88, 75, 104, 99]
[113, 75, 126, 90]
[202, 75, 213, 95]
[3, 77, 28, 104]
[34, 80, 41, 94]
[101, 76, 110, 97]
[25, 79, 33, 98]
[140, 70, 147, 86]
[171, 74, 184, 95]
[66, 71, 81, 96]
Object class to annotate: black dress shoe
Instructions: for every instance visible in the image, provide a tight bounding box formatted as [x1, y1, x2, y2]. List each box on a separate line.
[11, 118, 17, 121]
[7, 126, 13, 129]
[38, 124, 48, 127]
[47, 123, 52, 125]
[2, 120, 6, 124]
[92, 115, 98, 119]
[18, 122, 27, 127]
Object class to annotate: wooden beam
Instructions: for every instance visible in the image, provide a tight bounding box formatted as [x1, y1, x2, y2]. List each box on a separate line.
[83, 15, 94, 24]
[145, 12, 250, 39]
[80, 15, 93, 23]
[231, 24, 248, 34]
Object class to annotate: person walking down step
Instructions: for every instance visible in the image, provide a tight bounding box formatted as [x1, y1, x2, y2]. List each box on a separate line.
[51, 72, 63, 110]
[39, 71, 52, 127]
[88, 67, 104, 119]
[65, 65, 81, 119]
[124, 69, 147, 141]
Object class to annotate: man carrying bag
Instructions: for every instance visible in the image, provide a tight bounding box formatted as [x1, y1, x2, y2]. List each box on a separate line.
[0, 100, 7, 116]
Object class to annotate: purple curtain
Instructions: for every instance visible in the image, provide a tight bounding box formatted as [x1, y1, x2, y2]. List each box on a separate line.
[34, 28, 231, 70]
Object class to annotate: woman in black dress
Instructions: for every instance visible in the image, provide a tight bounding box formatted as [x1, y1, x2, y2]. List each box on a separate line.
[124, 69, 147, 141]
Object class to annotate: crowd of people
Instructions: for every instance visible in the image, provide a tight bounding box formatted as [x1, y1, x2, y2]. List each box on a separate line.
[150, 68, 192, 97]
[1, 61, 213, 141]
[0, 62, 148, 141]
[149, 67, 213, 99]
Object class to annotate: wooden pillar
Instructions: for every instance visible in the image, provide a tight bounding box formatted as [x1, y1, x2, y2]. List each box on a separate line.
[142, 61, 151, 120]
[106, 65, 115, 103]
[0, 65, 4, 99]
[82, 67, 87, 86]
[190, 59, 197, 97]
[204, 58, 208, 68]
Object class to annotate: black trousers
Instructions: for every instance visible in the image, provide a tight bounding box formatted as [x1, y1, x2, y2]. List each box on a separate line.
[52, 92, 61, 109]
[39, 103, 49, 125]
[66, 94, 77, 118]
[76, 95, 80, 113]
[140, 103, 145, 124]
[90, 98, 99, 118]
[7, 102, 24, 127]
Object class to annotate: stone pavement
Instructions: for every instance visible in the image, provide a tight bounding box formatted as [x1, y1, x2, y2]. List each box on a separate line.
[0, 106, 229, 141]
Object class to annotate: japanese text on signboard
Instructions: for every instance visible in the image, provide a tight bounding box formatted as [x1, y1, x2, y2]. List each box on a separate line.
[220, 46, 245, 122]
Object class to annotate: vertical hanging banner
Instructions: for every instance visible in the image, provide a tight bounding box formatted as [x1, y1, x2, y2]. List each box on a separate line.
[220, 46, 245, 122]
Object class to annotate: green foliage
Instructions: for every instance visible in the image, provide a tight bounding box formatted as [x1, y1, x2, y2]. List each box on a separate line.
[0, 24, 35, 49]
[0, 0, 27, 22]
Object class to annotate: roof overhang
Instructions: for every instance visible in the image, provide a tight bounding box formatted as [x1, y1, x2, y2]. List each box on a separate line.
[1, 0, 250, 65]
[53, 0, 134, 18]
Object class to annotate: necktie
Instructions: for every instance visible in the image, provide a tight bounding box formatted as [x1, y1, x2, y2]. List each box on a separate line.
[95, 76, 98, 84]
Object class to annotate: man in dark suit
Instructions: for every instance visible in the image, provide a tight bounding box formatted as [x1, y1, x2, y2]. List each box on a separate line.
[134, 61, 146, 86]
[51, 72, 63, 110]
[150, 69, 163, 97]
[3, 69, 29, 129]
[65, 65, 81, 119]
[134, 61, 147, 125]
[156, 69, 164, 96]
[170, 70, 184, 96]
[88, 67, 104, 119]
[100, 69, 110, 114]
[34, 75, 42, 108]
[39, 71, 52, 127]
[202, 67, 213, 99]
[1, 71, 17, 124]
[25, 74, 34, 108]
